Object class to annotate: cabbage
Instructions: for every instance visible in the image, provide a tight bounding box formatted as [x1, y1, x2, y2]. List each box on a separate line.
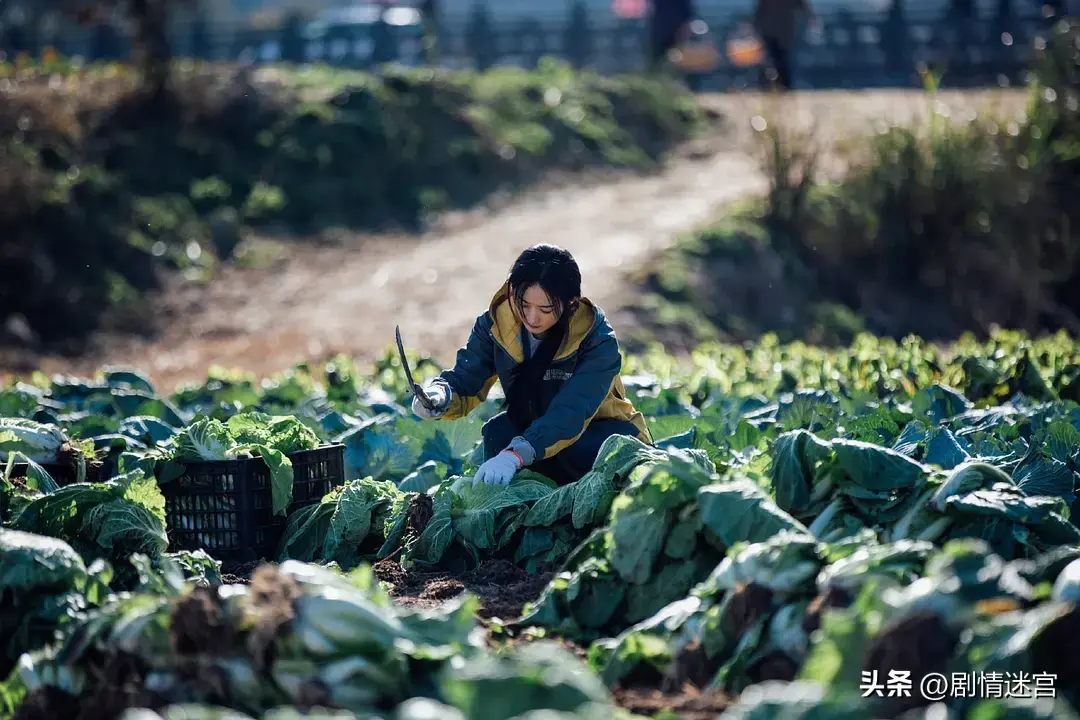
[0, 418, 68, 464]
[1051, 558, 1080, 604]
[167, 415, 320, 518]
[174, 418, 238, 461]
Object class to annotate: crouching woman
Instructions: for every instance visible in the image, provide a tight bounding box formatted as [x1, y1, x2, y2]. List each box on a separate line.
[411, 244, 652, 486]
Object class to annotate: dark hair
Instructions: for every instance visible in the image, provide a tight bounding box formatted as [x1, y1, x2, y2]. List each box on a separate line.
[504, 244, 582, 431]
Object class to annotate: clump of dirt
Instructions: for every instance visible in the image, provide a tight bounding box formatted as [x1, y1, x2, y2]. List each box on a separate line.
[79, 650, 159, 720]
[863, 610, 959, 717]
[667, 639, 714, 690]
[53, 440, 103, 483]
[421, 579, 466, 600]
[169, 586, 236, 655]
[245, 565, 302, 670]
[613, 685, 730, 720]
[746, 649, 799, 684]
[373, 558, 409, 589]
[727, 582, 775, 634]
[406, 494, 434, 536]
[803, 586, 854, 635]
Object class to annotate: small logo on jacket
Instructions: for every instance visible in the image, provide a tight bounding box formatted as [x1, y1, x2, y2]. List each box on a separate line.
[544, 369, 573, 381]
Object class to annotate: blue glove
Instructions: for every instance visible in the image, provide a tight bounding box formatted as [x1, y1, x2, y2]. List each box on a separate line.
[475, 451, 521, 486]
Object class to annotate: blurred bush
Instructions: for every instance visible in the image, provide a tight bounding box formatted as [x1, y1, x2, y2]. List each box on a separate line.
[0, 59, 700, 351]
[642, 18, 1080, 346]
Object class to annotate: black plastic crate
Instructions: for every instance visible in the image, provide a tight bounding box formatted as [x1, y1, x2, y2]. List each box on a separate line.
[161, 444, 344, 563]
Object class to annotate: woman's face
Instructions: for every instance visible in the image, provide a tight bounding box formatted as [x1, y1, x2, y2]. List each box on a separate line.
[514, 284, 561, 335]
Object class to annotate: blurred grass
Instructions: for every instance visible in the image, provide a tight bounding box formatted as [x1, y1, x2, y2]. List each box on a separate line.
[0, 57, 701, 350]
[637, 19, 1080, 347]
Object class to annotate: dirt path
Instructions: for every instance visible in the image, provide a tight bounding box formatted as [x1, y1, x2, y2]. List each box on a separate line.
[14, 89, 1026, 391]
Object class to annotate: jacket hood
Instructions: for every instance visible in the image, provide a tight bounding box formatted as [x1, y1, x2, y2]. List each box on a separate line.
[487, 283, 602, 363]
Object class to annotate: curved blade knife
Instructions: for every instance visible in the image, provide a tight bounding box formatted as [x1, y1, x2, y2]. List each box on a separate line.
[396, 325, 436, 410]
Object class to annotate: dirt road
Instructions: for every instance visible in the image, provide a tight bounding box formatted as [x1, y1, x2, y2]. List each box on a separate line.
[17, 89, 1027, 392]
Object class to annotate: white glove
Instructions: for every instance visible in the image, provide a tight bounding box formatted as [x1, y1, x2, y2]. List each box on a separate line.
[475, 451, 521, 486]
[411, 382, 449, 419]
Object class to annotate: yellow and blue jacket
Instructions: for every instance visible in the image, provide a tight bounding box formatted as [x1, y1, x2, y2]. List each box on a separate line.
[431, 284, 651, 465]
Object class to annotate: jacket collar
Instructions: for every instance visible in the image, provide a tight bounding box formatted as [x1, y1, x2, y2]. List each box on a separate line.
[488, 283, 599, 363]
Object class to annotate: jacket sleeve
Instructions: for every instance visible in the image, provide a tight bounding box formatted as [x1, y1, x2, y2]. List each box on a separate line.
[518, 329, 622, 462]
[431, 312, 499, 421]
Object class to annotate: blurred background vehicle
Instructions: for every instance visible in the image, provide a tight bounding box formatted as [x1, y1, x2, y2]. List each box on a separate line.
[1, 0, 1074, 88]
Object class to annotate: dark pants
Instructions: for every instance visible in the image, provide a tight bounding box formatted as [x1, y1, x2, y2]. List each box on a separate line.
[482, 412, 641, 485]
[762, 36, 792, 90]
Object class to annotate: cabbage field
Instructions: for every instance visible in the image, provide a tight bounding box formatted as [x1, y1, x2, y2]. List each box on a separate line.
[3, 330, 1080, 720]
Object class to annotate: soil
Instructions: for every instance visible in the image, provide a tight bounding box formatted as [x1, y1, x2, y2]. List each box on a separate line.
[373, 557, 555, 621]
[406, 493, 435, 536]
[613, 685, 731, 719]
[215, 555, 551, 622]
[0, 90, 1027, 391]
[245, 565, 302, 669]
[169, 586, 236, 655]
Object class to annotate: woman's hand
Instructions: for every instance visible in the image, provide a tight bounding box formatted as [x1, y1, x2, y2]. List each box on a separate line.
[411, 382, 449, 419]
[475, 450, 522, 486]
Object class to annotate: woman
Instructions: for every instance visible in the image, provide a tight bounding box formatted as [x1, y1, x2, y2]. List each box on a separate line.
[411, 244, 652, 486]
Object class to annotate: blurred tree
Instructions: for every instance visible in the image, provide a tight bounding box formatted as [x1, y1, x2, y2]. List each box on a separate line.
[993, 0, 1017, 76]
[564, 0, 593, 68]
[465, 1, 496, 71]
[996, 0, 1016, 27]
[44, 0, 196, 102]
[89, 18, 124, 60]
[279, 11, 305, 63]
[1, 3, 43, 56]
[881, 0, 912, 84]
[371, 8, 399, 66]
[517, 18, 546, 68]
[648, 0, 696, 70]
[189, 4, 210, 60]
[420, 0, 440, 65]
